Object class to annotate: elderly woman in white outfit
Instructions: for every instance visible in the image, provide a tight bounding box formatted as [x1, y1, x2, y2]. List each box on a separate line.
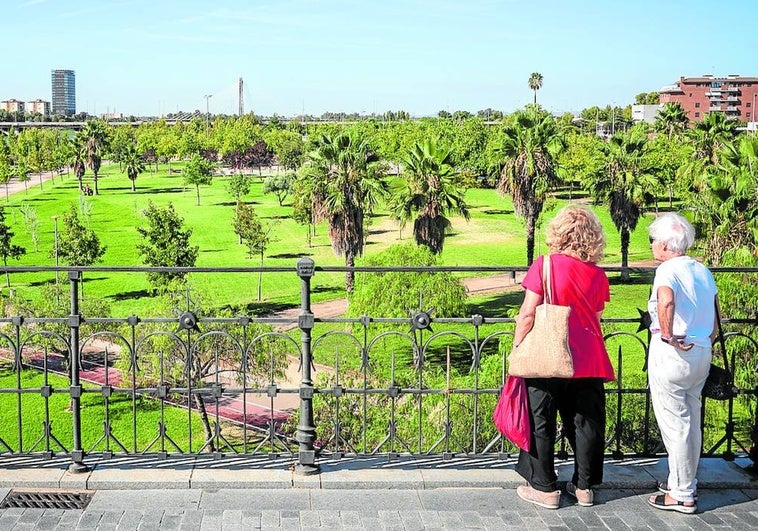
[646, 213, 718, 515]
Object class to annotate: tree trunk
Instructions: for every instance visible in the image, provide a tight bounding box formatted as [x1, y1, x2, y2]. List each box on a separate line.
[345, 253, 355, 293]
[525, 214, 536, 266]
[257, 254, 263, 301]
[193, 393, 215, 452]
[620, 228, 631, 282]
[195, 185, 201, 206]
[93, 171, 99, 195]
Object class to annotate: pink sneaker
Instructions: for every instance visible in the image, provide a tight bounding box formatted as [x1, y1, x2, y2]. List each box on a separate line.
[516, 485, 560, 509]
[566, 481, 594, 507]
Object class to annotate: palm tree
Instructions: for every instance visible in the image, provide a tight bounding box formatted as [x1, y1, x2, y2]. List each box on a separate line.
[301, 130, 388, 292]
[497, 105, 565, 265]
[122, 142, 146, 192]
[82, 119, 109, 195]
[692, 135, 758, 263]
[589, 128, 658, 280]
[689, 112, 738, 164]
[390, 139, 470, 254]
[528, 72, 544, 105]
[69, 135, 87, 191]
[654, 102, 688, 138]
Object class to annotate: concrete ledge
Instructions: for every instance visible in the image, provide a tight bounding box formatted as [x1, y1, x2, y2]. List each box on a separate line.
[0, 456, 754, 491]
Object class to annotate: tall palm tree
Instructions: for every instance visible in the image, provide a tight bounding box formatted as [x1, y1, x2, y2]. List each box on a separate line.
[302, 130, 388, 292]
[390, 139, 470, 254]
[122, 142, 146, 192]
[69, 135, 87, 191]
[82, 119, 109, 195]
[589, 128, 658, 280]
[497, 105, 565, 265]
[528, 72, 544, 105]
[654, 102, 688, 138]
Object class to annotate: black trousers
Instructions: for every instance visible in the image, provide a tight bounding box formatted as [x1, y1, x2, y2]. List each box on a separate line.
[515, 377, 606, 492]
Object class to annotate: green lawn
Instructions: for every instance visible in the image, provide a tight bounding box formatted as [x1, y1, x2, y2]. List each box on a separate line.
[0, 366, 206, 453]
[3, 164, 657, 317]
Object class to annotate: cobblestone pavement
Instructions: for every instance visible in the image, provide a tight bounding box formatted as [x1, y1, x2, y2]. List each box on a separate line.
[0, 486, 757, 530]
[0, 456, 756, 530]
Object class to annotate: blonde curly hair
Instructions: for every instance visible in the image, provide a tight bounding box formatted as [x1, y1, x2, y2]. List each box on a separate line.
[545, 205, 606, 263]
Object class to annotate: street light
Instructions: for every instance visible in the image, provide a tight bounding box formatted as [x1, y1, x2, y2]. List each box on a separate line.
[204, 94, 213, 135]
[52, 215, 59, 298]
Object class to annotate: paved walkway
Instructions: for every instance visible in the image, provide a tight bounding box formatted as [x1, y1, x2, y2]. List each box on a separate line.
[0, 455, 755, 529]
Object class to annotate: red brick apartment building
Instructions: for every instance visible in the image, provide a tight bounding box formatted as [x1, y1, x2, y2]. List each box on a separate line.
[659, 74, 758, 122]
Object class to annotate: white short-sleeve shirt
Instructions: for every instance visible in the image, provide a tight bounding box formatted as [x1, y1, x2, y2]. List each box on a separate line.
[648, 256, 718, 347]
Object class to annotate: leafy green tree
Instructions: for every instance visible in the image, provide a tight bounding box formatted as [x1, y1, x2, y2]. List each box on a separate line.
[654, 102, 688, 138]
[136, 201, 199, 293]
[0, 154, 12, 201]
[586, 128, 658, 280]
[82, 119, 109, 195]
[389, 139, 470, 254]
[348, 242, 467, 319]
[290, 172, 324, 248]
[17, 203, 40, 252]
[301, 130, 388, 292]
[635, 92, 660, 105]
[496, 105, 565, 265]
[0, 206, 26, 288]
[122, 142, 146, 191]
[183, 154, 215, 205]
[528, 72, 544, 104]
[225, 173, 252, 203]
[56, 204, 107, 267]
[16, 161, 30, 193]
[262, 172, 295, 206]
[233, 201, 271, 301]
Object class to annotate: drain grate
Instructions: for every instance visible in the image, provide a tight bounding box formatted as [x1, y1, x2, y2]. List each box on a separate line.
[0, 490, 93, 510]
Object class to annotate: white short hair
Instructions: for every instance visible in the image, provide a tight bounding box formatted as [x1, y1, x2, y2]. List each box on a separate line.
[648, 213, 695, 254]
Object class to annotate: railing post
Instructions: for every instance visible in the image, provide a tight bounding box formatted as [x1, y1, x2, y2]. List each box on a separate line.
[295, 258, 319, 475]
[68, 271, 88, 473]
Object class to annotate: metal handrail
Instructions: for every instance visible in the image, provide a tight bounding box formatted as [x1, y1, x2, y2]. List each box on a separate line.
[0, 261, 755, 475]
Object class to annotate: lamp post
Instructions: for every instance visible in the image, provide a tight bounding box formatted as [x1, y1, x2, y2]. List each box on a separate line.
[204, 94, 213, 136]
[52, 215, 59, 302]
[52, 215, 59, 284]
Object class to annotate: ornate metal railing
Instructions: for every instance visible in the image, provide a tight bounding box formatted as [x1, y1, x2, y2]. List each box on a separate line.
[0, 261, 756, 475]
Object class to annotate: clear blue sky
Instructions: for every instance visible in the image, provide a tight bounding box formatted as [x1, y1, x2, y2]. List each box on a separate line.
[6, 0, 757, 117]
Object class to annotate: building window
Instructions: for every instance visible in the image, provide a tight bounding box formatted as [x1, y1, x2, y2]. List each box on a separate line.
[695, 102, 700, 108]
[747, 102, 752, 108]
[748, 112, 752, 118]
[695, 112, 700, 118]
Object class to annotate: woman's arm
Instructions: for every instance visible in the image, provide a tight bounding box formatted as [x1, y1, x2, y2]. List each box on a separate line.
[512, 289, 542, 347]
[657, 285, 693, 351]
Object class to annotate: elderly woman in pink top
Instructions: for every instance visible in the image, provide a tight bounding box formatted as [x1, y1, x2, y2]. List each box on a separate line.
[512, 206, 615, 510]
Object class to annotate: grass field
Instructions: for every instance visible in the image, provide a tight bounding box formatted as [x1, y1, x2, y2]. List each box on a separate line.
[3, 163, 657, 317]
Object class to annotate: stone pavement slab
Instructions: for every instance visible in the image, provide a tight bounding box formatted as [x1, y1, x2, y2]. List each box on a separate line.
[0, 456, 756, 529]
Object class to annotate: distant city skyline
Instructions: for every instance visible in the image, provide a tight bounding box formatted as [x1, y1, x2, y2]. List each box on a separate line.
[6, 0, 757, 117]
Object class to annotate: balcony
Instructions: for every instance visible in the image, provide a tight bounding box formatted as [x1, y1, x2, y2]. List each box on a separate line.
[726, 86, 741, 93]
[710, 105, 724, 111]
[726, 106, 740, 112]
[727, 96, 740, 102]
[0, 263, 755, 475]
[705, 91, 722, 97]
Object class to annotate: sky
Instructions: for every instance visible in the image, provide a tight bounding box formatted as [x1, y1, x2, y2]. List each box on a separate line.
[5, 0, 758, 118]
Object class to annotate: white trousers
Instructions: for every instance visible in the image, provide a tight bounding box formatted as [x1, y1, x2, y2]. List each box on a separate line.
[648, 337, 711, 503]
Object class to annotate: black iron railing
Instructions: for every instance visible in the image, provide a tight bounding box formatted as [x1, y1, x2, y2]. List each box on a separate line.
[0, 261, 756, 475]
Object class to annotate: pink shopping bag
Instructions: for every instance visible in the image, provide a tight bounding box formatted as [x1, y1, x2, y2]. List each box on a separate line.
[493, 375, 531, 452]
